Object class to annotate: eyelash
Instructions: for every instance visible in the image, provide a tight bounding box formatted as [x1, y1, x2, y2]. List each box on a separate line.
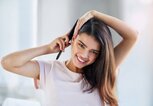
[78, 43, 85, 49]
[91, 51, 98, 55]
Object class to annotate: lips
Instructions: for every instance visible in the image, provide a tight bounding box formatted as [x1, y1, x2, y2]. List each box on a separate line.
[76, 55, 88, 64]
[77, 56, 85, 63]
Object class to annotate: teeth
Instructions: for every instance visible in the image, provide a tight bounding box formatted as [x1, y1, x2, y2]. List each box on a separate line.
[77, 56, 85, 63]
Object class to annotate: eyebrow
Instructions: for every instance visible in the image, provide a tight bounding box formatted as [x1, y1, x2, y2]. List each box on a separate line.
[78, 40, 100, 52]
[78, 40, 87, 47]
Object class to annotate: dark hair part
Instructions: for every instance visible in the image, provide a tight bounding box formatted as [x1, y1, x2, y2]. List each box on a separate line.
[79, 18, 118, 106]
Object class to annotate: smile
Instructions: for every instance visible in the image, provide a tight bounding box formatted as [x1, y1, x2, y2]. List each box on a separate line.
[77, 56, 86, 63]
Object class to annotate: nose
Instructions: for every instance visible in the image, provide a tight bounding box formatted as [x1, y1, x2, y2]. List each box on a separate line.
[81, 50, 89, 59]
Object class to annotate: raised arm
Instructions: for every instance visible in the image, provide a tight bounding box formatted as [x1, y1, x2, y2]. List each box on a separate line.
[1, 34, 70, 78]
[74, 10, 138, 69]
[1, 45, 49, 78]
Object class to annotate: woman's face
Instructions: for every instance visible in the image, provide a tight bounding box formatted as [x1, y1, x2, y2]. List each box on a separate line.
[71, 33, 100, 69]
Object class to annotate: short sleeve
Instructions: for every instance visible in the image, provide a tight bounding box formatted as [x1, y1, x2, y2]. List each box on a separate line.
[36, 60, 53, 89]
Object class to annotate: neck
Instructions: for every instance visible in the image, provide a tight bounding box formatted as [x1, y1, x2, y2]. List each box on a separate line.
[65, 59, 81, 73]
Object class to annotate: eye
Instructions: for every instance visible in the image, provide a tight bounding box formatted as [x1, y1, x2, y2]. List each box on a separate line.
[78, 43, 85, 49]
[91, 50, 99, 55]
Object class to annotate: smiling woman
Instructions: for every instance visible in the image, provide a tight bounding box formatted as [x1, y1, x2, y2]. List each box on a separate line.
[1, 10, 138, 106]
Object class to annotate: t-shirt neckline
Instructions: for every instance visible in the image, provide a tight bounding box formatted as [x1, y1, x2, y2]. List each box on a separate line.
[61, 61, 83, 81]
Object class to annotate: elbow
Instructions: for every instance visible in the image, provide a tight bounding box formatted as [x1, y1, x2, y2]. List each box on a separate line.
[133, 30, 139, 41]
[131, 27, 139, 40]
[1, 56, 12, 71]
[127, 29, 139, 43]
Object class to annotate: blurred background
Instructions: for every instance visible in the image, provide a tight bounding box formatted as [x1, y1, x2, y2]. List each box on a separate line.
[0, 0, 153, 106]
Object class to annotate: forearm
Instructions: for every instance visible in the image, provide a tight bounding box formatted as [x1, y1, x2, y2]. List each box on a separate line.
[92, 10, 138, 40]
[1, 44, 51, 67]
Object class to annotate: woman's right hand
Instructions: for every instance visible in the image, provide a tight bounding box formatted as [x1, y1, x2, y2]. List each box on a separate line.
[48, 33, 70, 53]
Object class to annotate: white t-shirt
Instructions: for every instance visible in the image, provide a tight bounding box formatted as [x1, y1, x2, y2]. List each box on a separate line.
[37, 60, 102, 106]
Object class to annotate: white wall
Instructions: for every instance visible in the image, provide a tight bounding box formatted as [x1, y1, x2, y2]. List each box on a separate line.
[0, 0, 38, 105]
[118, 0, 153, 106]
[36, 0, 72, 60]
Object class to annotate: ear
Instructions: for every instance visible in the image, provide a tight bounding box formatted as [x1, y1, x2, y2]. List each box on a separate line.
[72, 34, 79, 41]
[71, 35, 75, 42]
[72, 36, 75, 42]
[71, 36, 76, 46]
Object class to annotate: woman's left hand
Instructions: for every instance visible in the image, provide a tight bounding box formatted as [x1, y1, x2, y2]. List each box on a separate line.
[73, 10, 95, 39]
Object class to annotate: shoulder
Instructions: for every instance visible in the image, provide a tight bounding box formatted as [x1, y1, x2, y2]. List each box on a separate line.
[36, 60, 64, 71]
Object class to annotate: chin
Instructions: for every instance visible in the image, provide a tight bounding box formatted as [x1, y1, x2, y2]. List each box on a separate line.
[72, 60, 84, 69]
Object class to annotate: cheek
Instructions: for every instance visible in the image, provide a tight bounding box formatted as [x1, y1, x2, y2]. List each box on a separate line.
[71, 44, 79, 56]
[88, 54, 99, 64]
[89, 57, 97, 63]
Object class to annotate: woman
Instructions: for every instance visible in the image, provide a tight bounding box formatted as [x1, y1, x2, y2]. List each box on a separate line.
[1, 10, 138, 106]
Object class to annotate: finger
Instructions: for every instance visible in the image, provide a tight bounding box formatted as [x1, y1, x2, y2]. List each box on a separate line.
[64, 35, 69, 46]
[74, 21, 81, 39]
[74, 12, 94, 38]
[67, 42, 71, 47]
[74, 18, 87, 37]
[58, 37, 67, 51]
[60, 38, 66, 51]
[56, 40, 63, 51]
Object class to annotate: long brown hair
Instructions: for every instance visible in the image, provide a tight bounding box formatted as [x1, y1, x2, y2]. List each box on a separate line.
[79, 18, 118, 106]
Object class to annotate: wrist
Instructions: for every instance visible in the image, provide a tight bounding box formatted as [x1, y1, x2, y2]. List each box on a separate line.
[90, 10, 97, 17]
[37, 44, 52, 55]
[44, 44, 54, 54]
